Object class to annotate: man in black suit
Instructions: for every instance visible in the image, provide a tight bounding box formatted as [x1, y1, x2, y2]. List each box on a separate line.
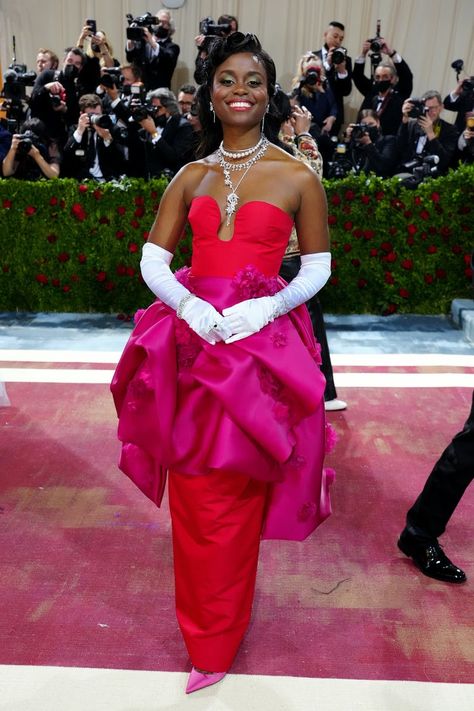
[443, 76, 474, 131]
[125, 8, 179, 90]
[354, 37, 413, 136]
[396, 90, 459, 174]
[398, 391, 473, 583]
[138, 88, 195, 178]
[313, 21, 352, 135]
[63, 93, 127, 181]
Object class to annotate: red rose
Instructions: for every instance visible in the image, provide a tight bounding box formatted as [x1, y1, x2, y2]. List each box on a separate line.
[419, 210, 430, 220]
[116, 264, 127, 276]
[388, 227, 397, 236]
[360, 194, 370, 204]
[406, 236, 415, 246]
[71, 203, 87, 221]
[380, 241, 393, 252]
[134, 206, 145, 218]
[465, 268, 473, 279]
[424, 274, 434, 284]
[431, 192, 440, 203]
[116, 206, 126, 215]
[357, 278, 367, 288]
[384, 303, 397, 314]
[49, 196, 58, 206]
[370, 248, 378, 257]
[465, 254, 472, 265]
[452, 245, 462, 254]
[134, 195, 145, 206]
[402, 259, 413, 270]
[391, 198, 404, 209]
[428, 226, 437, 234]
[440, 226, 451, 237]
[328, 214, 337, 225]
[150, 190, 158, 200]
[36, 273, 48, 284]
[3, 199, 12, 209]
[58, 252, 70, 262]
[385, 251, 397, 263]
[47, 234, 57, 243]
[51, 278, 60, 287]
[127, 266, 136, 277]
[99, 216, 110, 225]
[78, 184, 88, 193]
[24, 206, 37, 216]
[343, 243, 352, 253]
[62, 285, 71, 292]
[342, 204, 351, 215]
[331, 258, 337, 269]
[128, 242, 139, 253]
[142, 231, 150, 240]
[436, 268, 446, 279]
[458, 205, 471, 214]
[343, 220, 353, 231]
[363, 229, 375, 240]
[93, 189, 103, 200]
[2, 265, 9, 273]
[403, 210, 412, 218]
[329, 276, 339, 286]
[78, 254, 87, 263]
[331, 194, 341, 206]
[399, 288, 409, 298]
[60, 199, 66, 209]
[351, 258, 361, 267]
[115, 230, 125, 240]
[414, 196, 422, 206]
[105, 281, 115, 291]
[130, 219, 140, 229]
[384, 272, 395, 285]
[420, 232, 427, 241]
[345, 190, 355, 201]
[427, 245, 437, 254]
[96, 271, 107, 282]
[375, 191, 385, 201]
[407, 224, 417, 235]
[352, 228, 363, 239]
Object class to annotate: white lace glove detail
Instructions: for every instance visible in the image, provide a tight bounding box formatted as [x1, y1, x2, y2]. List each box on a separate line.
[140, 242, 232, 345]
[222, 252, 331, 343]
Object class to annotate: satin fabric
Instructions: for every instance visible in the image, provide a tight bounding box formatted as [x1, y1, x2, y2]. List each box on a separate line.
[169, 468, 267, 672]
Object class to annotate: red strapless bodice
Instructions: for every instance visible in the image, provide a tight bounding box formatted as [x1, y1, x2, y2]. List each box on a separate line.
[188, 196, 294, 278]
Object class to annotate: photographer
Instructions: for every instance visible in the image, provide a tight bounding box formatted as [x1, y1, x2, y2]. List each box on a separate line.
[125, 9, 179, 90]
[2, 118, 60, 179]
[354, 32, 413, 98]
[443, 71, 474, 131]
[344, 110, 397, 177]
[136, 87, 194, 178]
[313, 21, 353, 134]
[194, 15, 237, 84]
[456, 112, 474, 164]
[396, 90, 459, 175]
[77, 20, 119, 70]
[62, 93, 126, 181]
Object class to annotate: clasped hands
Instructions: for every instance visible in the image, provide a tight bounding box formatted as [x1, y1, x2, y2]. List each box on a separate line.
[180, 295, 279, 345]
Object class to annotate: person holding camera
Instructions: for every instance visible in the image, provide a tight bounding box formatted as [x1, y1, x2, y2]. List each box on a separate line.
[456, 112, 474, 164]
[77, 20, 120, 70]
[354, 34, 413, 99]
[396, 90, 459, 175]
[136, 87, 194, 178]
[343, 109, 397, 177]
[443, 73, 474, 131]
[313, 21, 353, 134]
[125, 9, 179, 90]
[354, 59, 410, 136]
[2, 117, 60, 179]
[194, 15, 238, 85]
[62, 93, 126, 181]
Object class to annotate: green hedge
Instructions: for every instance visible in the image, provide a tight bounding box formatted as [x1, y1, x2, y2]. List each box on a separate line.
[0, 165, 473, 315]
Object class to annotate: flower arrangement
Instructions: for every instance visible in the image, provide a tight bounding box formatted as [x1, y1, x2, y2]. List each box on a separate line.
[0, 165, 472, 316]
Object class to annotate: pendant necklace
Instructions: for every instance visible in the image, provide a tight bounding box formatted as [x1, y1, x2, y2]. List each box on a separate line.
[217, 136, 269, 225]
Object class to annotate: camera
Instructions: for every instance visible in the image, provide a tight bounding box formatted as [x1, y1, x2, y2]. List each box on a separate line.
[300, 67, 326, 89]
[407, 98, 428, 119]
[331, 48, 347, 65]
[199, 16, 231, 37]
[89, 113, 113, 130]
[126, 12, 159, 41]
[461, 77, 474, 94]
[399, 155, 439, 188]
[327, 142, 355, 179]
[100, 68, 123, 89]
[16, 129, 40, 157]
[2, 65, 36, 101]
[128, 86, 157, 122]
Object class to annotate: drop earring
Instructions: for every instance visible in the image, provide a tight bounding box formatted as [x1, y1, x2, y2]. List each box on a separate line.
[210, 102, 215, 123]
[261, 104, 270, 133]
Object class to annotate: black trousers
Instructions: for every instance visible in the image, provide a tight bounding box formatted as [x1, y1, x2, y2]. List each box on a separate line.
[279, 256, 337, 401]
[406, 391, 474, 541]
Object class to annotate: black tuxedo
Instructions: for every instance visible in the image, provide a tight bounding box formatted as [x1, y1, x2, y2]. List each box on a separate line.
[353, 57, 413, 101]
[443, 93, 474, 131]
[145, 114, 195, 178]
[62, 124, 127, 180]
[314, 47, 353, 132]
[396, 118, 459, 173]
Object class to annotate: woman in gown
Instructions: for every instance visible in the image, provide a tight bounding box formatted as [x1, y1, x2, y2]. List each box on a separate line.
[111, 32, 335, 694]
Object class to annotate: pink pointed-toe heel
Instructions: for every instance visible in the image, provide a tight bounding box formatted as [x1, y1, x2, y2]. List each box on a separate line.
[185, 667, 226, 694]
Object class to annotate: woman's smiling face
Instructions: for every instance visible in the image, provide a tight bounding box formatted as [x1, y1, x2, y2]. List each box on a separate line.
[211, 52, 269, 125]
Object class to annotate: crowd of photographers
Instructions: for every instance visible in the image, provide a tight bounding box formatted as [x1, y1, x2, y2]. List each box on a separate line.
[0, 12, 473, 185]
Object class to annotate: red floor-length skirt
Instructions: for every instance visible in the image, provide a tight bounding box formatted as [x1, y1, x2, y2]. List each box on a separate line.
[168, 469, 268, 672]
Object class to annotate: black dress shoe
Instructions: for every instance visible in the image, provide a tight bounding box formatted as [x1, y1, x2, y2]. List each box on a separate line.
[398, 530, 467, 583]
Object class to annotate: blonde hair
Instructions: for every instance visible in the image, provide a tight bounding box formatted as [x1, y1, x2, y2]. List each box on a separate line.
[292, 52, 326, 96]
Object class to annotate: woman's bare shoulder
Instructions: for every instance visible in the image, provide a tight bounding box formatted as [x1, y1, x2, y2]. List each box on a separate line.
[167, 155, 220, 201]
[267, 143, 323, 190]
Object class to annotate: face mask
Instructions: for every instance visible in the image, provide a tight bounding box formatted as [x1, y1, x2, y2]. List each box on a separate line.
[154, 114, 167, 128]
[156, 25, 169, 39]
[374, 79, 391, 93]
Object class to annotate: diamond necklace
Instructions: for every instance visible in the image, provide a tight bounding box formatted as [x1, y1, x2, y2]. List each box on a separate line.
[217, 137, 269, 225]
[219, 134, 265, 159]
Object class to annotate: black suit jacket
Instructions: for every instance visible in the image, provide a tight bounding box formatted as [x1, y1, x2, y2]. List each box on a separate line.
[353, 57, 413, 101]
[126, 37, 179, 90]
[360, 89, 405, 136]
[396, 118, 460, 174]
[146, 114, 195, 178]
[443, 93, 474, 131]
[62, 125, 127, 180]
[314, 48, 353, 131]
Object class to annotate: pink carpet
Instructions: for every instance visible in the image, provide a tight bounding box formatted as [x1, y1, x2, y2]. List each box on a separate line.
[0, 374, 472, 683]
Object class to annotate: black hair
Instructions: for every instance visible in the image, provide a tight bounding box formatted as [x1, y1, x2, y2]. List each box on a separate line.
[272, 87, 292, 124]
[196, 32, 281, 158]
[328, 21, 345, 31]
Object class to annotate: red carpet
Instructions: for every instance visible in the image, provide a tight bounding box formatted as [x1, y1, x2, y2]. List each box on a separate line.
[0, 376, 473, 683]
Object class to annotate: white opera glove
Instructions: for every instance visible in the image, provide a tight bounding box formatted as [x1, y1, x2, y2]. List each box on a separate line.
[223, 252, 331, 343]
[140, 242, 233, 344]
